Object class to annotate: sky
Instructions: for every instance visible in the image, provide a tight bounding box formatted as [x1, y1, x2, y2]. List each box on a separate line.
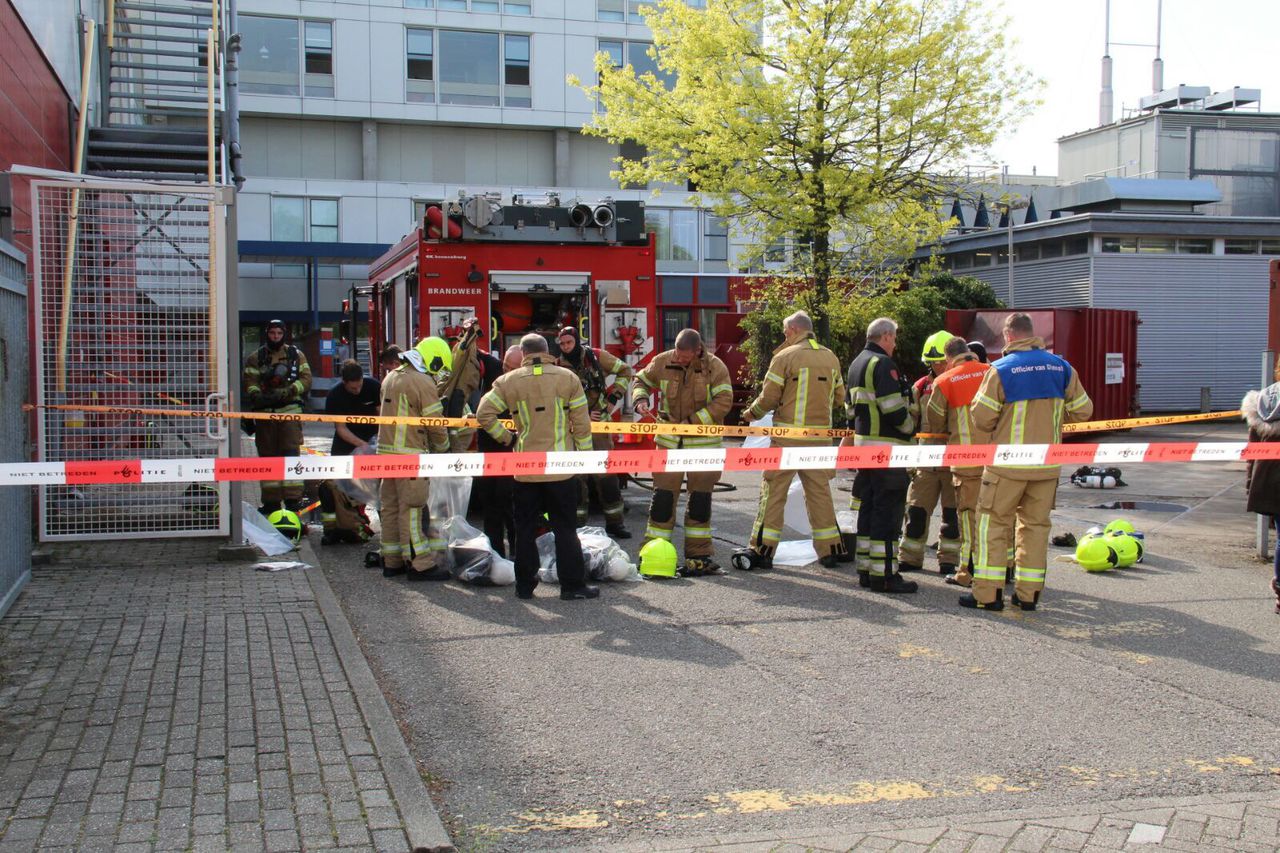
[983, 0, 1280, 176]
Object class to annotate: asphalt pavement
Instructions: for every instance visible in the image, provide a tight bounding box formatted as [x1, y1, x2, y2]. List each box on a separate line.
[312, 419, 1280, 851]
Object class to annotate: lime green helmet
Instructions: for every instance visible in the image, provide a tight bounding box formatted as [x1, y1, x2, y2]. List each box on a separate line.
[1075, 535, 1117, 572]
[267, 508, 303, 545]
[638, 539, 678, 578]
[921, 330, 953, 364]
[415, 337, 453, 375]
[1106, 531, 1142, 567]
[1104, 518, 1135, 536]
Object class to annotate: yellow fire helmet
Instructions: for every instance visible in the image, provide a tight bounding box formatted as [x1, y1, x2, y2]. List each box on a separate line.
[1106, 531, 1143, 568]
[1075, 535, 1117, 572]
[638, 539, 678, 578]
[921, 330, 953, 364]
[414, 336, 453, 375]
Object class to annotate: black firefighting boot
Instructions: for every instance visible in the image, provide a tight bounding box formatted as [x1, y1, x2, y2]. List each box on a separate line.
[959, 588, 1004, 611]
[731, 548, 772, 571]
[1011, 589, 1040, 612]
[605, 522, 632, 540]
[858, 571, 871, 588]
[870, 572, 918, 594]
[364, 551, 383, 569]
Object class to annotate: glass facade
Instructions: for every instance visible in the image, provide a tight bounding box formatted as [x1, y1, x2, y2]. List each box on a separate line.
[241, 16, 302, 96]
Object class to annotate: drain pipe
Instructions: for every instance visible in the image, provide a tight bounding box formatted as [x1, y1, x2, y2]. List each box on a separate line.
[1261, 350, 1276, 562]
[224, 0, 244, 190]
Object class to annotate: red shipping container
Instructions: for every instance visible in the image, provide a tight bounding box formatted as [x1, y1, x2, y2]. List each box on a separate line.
[945, 308, 1140, 423]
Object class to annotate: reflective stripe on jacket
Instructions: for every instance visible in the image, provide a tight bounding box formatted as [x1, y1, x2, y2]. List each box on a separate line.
[376, 364, 450, 455]
[846, 342, 914, 446]
[970, 337, 1093, 479]
[742, 333, 846, 444]
[477, 353, 593, 482]
[632, 349, 734, 449]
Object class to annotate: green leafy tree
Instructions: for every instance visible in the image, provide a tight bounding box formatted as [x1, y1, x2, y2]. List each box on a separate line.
[573, 0, 1034, 340]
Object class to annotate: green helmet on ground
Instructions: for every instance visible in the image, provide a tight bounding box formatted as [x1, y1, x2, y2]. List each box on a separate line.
[921, 330, 953, 364]
[1106, 531, 1143, 567]
[267, 508, 303, 545]
[638, 539, 678, 578]
[1075, 535, 1117, 572]
[415, 336, 453, 375]
[1104, 518, 1136, 536]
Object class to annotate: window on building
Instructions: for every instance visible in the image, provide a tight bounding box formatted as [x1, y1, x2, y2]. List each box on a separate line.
[1039, 241, 1063, 258]
[309, 199, 339, 242]
[697, 278, 727, 303]
[504, 35, 531, 108]
[645, 209, 671, 260]
[763, 239, 787, 264]
[703, 214, 728, 262]
[1100, 237, 1138, 253]
[407, 28, 434, 103]
[1065, 237, 1089, 255]
[951, 253, 973, 269]
[661, 277, 694, 303]
[973, 250, 994, 266]
[439, 30, 500, 106]
[698, 308, 720, 347]
[598, 40, 672, 88]
[240, 16, 303, 95]
[671, 210, 698, 262]
[598, 0, 624, 21]
[661, 309, 691, 349]
[1137, 237, 1174, 254]
[505, 0, 532, 14]
[406, 0, 433, 7]
[1262, 240, 1280, 255]
[1225, 239, 1260, 254]
[271, 197, 306, 242]
[272, 197, 340, 243]
[1015, 244, 1039, 262]
[1178, 238, 1213, 254]
[303, 21, 333, 96]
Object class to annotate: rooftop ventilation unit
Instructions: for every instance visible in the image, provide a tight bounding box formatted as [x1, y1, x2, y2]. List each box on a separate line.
[1140, 84, 1210, 111]
[1202, 87, 1261, 111]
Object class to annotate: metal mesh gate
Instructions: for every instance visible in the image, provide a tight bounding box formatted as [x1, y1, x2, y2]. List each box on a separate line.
[31, 179, 229, 540]
[0, 239, 31, 612]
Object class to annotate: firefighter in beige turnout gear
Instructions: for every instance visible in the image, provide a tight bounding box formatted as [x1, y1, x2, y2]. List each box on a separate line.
[962, 313, 1093, 612]
[733, 312, 850, 571]
[632, 329, 734, 576]
[375, 338, 452, 581]
[477, 334, 599, 601]
[924, 336, 993, 588]
[899, 331, 961, 575]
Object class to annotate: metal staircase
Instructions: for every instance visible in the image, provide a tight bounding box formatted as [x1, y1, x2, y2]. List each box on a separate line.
[87, 0, 226, 183]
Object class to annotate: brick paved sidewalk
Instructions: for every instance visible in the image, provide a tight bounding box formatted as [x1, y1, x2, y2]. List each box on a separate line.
[0, 538, 451, 853]
[624, 790, 1280, 852]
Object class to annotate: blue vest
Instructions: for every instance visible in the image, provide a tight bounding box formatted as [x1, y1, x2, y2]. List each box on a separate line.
[992, 348, 1071, 402]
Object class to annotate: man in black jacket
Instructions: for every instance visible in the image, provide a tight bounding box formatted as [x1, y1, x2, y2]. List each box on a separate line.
[845, 317, 917, 593]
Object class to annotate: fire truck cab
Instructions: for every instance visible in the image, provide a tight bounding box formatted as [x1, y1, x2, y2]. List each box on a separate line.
[362, 192, 658, 378]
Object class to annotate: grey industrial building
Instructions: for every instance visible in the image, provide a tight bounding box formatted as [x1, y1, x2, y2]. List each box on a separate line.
[922, 93, 1280, 412]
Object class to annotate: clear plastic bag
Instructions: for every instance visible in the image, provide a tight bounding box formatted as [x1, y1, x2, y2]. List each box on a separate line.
[440, 515, 514, 586]
[537, 526, 641, 583]
[741, 413, 773, 449]
[241, 501, 295, 556]
[782, 476, 811, 536]
[430, 476, 473, 523]
[773, 540, 818, 566]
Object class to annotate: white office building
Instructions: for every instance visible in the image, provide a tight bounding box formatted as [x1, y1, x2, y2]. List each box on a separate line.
[232, 0, 739, 356]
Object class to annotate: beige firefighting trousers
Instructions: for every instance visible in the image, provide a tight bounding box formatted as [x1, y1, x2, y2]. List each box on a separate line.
[898, 466, 960, 568]
[379, 478, 436, 571]
[646, 470, 721, 557]
[972, 470, 1058, 606]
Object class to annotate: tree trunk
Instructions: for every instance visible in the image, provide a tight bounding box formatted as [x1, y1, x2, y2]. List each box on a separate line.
[812, 227, 831, 343]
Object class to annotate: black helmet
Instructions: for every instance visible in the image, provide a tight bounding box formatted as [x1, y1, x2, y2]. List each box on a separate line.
[266, 318, 286, 331]
[966, 341, 989, 363]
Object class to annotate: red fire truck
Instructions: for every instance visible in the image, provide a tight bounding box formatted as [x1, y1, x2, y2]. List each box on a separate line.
[360, 192, 658, 378]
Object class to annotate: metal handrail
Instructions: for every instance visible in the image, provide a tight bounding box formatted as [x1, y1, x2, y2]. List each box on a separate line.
[57, 18, 96, 394]
[106, 0, 115, 49]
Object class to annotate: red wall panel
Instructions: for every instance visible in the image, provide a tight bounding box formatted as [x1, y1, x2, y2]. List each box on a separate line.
[0, 0, 75, 258]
